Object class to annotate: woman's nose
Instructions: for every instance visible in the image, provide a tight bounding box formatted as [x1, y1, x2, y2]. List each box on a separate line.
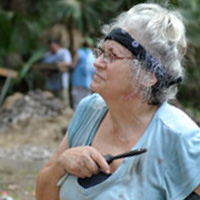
[94, 56, 107, 69]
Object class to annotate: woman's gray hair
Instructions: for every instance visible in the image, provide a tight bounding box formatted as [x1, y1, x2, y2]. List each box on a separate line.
[101, 3, 187, 105]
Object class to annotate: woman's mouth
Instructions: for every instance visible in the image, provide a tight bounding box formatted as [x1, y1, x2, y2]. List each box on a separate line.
[94, 73, 104, 80]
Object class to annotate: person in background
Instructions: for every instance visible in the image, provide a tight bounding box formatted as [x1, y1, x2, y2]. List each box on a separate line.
[42, 38, 72, 106]
[36, 3, 200, 200]
[70, 39, 96, 109]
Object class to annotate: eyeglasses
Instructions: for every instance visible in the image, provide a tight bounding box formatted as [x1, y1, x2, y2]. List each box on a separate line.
[93, 48, 133, 64]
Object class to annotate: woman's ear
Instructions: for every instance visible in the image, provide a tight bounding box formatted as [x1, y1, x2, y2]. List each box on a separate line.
[143, 72, 158, 87]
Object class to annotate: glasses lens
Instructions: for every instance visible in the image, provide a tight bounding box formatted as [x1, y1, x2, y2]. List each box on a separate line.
[93, 48, 102, 58]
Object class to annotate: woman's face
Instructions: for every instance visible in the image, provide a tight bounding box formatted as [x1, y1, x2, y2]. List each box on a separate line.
[90, 40, 135, 101]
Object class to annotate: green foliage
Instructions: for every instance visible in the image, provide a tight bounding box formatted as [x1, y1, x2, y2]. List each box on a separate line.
[52, 0, 115, 36]
[19, 48, 46, 79]
[0, 0, 52, 103]
[176, 0, 200, 110]
[178, 0, 200, 46]
[0, 48, 46, 104]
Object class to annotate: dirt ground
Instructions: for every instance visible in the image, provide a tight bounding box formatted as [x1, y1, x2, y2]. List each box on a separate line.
[0, 105, 74, 200]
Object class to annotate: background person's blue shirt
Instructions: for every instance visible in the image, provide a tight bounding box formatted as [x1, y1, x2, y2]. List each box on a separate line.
[43, 48, 71, 64]
[71, 48, 95, 89]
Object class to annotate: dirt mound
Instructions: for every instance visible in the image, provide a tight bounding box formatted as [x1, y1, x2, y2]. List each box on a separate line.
[0, 89, 66, 131]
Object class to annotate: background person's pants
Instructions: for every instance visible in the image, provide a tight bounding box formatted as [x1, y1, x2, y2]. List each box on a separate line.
[72, 86, 92, 109]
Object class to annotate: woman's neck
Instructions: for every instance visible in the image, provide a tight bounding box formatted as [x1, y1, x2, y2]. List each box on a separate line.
[105, 98, 159, 142]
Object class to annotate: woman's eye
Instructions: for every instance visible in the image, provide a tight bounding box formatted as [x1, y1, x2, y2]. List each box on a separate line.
[93, 48, 103, 58]
[110, 53, 117, 59]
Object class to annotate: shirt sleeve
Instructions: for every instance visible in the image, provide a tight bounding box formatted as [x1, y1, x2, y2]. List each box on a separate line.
[163, 127, 200, 200]
[67, 94, 100, 148]
[60, 49, 72, 63]
[67, 96, 92, 147]
[67, 94, 107, 148]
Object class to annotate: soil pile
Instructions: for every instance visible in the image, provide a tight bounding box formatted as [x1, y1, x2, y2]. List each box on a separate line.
[0, 89, 64, 131]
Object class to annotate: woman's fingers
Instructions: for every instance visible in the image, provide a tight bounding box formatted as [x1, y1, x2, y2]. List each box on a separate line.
[90, 150, 110, 174]
[60, 146, 110, 178]
[84, 157, 100, 175]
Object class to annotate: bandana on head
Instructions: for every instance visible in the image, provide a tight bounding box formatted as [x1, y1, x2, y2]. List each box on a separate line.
[104, 28, 182, 88]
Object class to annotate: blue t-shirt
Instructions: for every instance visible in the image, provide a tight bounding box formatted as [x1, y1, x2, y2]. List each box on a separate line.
[43, 48, 72, 90]
[43, 48, 72, 64]
[72, 48, 95, 89]
[58, 94, 200, 200]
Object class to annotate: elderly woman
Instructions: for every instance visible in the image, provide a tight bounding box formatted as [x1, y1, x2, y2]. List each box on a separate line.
[36, 3, 200, 200]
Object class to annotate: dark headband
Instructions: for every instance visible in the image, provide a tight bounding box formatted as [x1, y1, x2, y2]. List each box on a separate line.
[104, 28, 182, 88]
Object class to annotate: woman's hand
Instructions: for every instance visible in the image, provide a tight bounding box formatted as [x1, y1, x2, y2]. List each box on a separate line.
[58, 146, 110, 178]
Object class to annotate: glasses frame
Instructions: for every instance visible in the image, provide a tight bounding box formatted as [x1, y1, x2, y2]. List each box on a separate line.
[93, 48, 133, 64]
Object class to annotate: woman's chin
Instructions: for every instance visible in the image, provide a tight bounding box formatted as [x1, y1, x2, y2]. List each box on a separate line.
[90, 81, 101, 94]
[90, 82, 97, 92]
